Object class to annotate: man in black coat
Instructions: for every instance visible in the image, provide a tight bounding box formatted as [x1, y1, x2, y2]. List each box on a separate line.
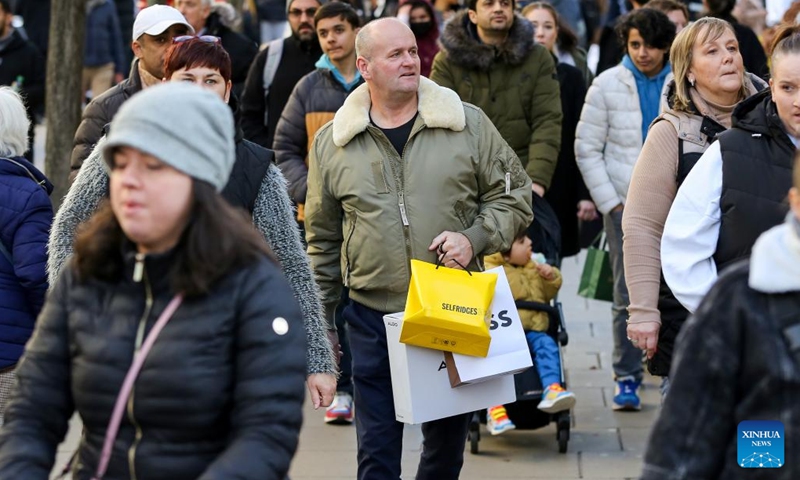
[12, 0, 49, 60]
[0, 0, 45, 162]
[241, 0, 323, 149]
[174, 0, 259, 100]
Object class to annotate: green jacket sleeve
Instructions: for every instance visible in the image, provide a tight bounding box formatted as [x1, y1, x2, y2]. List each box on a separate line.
[525, 47, 562, 190]
[460, 107, 534, 256]
[429, 50, 456, 92]
[304, 129, 345, 326]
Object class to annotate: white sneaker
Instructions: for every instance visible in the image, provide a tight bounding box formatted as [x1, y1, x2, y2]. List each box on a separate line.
[324, 392, 354, 425]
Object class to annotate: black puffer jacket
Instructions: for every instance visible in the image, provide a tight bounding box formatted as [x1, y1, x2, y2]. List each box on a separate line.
[0, 247, 307, 479]
[70, 59, 143, 181]
[274, 68, 363, 206]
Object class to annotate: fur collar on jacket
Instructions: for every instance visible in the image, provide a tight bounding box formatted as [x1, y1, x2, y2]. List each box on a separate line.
[332, 76, 466, 147]
[438, 10, 534, 71]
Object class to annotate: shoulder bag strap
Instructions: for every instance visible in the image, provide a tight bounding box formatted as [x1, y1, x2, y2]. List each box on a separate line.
[91, 294, 184, 480]
[262, 38, 284, 126]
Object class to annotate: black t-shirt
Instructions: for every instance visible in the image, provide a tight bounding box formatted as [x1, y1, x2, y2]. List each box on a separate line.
[375, 114, 417, 157]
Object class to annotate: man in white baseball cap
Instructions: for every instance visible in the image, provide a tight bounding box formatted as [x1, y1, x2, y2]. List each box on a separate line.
[69, 5, 194, 181]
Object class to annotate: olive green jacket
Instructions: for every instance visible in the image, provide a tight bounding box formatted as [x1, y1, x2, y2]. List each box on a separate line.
[305, 77, 533, 323]
[430, 11, 563, 190]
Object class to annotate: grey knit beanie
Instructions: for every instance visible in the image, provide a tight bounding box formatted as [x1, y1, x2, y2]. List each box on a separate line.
[103, 82, 236, 191]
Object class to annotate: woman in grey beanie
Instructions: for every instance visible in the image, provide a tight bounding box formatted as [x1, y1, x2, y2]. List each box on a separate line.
[0, 82, 307, 479]
[48, 37, 338, 410]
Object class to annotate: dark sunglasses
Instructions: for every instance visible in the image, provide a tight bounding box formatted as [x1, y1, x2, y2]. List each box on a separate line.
[172, 35, 221, 44]
[288, 7, 317, 17]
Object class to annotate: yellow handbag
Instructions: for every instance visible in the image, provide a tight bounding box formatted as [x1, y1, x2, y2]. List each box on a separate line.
[400, 259, 497, 357]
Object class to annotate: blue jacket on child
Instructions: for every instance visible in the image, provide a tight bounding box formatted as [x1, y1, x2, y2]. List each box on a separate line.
[0, 156, 53, 369]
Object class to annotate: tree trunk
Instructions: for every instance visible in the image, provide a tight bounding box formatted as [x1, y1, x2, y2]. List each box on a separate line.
[44, 1, 86, 211]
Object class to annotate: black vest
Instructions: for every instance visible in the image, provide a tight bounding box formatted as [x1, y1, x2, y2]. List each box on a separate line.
[221, 139, 272, 214]
[714, 92, 794, 271]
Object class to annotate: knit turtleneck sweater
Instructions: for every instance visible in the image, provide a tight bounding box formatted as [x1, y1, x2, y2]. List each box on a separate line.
[622, 82, 759, 325]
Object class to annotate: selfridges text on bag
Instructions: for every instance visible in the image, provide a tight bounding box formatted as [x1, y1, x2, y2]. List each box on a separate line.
[443, 266, 533, 387]
[385, 312, 517, 424]
[400, 259, 497, 357]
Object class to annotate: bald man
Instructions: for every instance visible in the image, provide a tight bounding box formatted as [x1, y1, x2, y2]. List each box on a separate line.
[304, 18, 532, 480]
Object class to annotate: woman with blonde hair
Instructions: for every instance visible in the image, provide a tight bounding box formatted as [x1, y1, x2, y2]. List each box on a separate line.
[660, 24, 799, 321]
[622, 17, 765, 385]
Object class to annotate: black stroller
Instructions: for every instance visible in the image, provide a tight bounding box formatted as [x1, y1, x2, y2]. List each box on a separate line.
[468, 195, 572, 454]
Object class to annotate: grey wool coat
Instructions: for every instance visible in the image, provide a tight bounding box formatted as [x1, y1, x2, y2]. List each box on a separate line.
[47, 137, 336, 376]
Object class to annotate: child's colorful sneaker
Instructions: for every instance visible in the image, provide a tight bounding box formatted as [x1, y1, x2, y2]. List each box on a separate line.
[486, 405, 516, 435]
[537, 383, 576, 413]
[324, 392, 354, 424]
[612, 377, 642, 411]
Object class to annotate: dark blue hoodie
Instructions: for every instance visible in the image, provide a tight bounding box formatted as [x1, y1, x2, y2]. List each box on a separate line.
[0, 156, 53, 369]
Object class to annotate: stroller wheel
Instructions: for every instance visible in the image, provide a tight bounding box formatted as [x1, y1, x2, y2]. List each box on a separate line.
[468, 414, 481, 454]
[557, 428, 568, 453]
[469, 428, 480, 454]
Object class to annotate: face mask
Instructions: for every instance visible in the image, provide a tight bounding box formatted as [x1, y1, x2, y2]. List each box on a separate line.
[410, 21, 434, 36]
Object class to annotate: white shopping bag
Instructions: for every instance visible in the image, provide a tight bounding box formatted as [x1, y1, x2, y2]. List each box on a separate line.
[385, 312, 516, 425]
[444, 267, 533, 387]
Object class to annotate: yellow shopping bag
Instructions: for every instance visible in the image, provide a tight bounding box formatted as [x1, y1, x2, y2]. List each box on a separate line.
[400, 259, 497, 357]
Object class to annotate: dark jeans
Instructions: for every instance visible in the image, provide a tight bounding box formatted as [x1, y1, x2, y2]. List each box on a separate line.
[343, 301, 471, 480]
[334, 289, 352, 396]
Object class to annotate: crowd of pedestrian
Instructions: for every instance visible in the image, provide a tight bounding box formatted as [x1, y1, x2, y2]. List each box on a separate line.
[0, 0, 798, 478]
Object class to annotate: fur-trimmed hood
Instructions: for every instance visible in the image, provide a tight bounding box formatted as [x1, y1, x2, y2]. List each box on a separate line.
[438, 10, 534, 71]
[332, 76, 466, 147]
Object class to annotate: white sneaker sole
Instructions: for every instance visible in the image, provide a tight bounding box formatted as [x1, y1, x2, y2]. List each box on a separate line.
[488, 423, 516, 436]
[538, 394, 576, 414]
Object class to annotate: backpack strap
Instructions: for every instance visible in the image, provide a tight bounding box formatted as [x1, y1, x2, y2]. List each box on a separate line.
[262, 38, 285, 127]
[91, 294, 184, 480]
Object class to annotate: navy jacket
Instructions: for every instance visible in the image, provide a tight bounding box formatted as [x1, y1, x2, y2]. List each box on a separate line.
[84, 0, 126, 73]
[0, 156, 53, 369]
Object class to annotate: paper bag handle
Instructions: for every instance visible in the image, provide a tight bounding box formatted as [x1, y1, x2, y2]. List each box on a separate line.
[434, 247, 472, 276]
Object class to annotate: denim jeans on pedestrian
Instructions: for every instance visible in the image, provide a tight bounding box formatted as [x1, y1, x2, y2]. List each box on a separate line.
[525, 330, 561, 387]
[604, 210, 643, 382]
[343, 301, 471, 480]
[334, 288, 352, 396]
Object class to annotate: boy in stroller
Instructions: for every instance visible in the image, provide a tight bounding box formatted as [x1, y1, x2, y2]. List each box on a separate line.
[483, 229, 576, 435]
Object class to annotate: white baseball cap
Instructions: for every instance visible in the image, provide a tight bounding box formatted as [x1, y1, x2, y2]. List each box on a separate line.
[132, 5, 195, 41]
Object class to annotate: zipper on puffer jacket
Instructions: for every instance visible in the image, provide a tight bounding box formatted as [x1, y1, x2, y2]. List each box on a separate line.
[128, 253, 152, 480]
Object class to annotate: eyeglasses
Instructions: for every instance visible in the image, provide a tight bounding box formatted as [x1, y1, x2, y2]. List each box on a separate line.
[288, 7, 317, 17]
[172, 35, 221, 44]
